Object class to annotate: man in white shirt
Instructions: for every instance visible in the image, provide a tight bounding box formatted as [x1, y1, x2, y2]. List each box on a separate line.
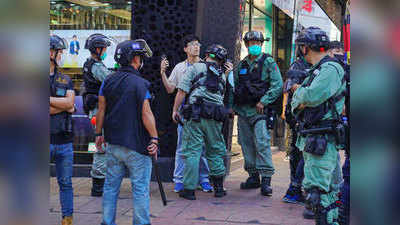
[160, 34, 212, 193]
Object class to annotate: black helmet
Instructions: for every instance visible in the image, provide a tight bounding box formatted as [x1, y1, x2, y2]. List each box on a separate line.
[243, 31, 266, 43]
[50, 35, 67, 50]
[85, 33, 112, 53]
[295, 27, 330, 51]
[205, 44, 228, 61]
[114, 39, 153, 66]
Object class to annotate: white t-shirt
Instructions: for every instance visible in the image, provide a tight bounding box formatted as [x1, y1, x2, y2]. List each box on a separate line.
[168, 60, 194, 87]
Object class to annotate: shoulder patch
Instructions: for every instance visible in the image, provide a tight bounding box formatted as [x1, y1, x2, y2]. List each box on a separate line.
[265, 57, 280, 73]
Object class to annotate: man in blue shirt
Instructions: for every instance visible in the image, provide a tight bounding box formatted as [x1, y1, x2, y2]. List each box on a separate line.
[95, 39, 158, 225]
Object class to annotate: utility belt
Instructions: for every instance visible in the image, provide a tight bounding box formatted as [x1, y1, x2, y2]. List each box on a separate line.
[181, 97, 230, 123]
[50, 112, 73, 135]
[297, 120, 346, 156]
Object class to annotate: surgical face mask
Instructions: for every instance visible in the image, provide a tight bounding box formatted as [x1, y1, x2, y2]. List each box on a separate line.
[100, 52, 107, 61]
[56, 53, 65, 67]
[248, 45, 262, 56]
[139, 59, 144, 70]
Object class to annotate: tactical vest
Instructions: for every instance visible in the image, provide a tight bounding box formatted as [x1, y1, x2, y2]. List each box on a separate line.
[50, 72, 73, 135]
[234, 54, 270, 106]
[299, 56, 347, 127]
[181, 62, 229, 122]
[188, 62, 226, 98]
[285, 59, 311, 128]
[82, 58, 102, 114]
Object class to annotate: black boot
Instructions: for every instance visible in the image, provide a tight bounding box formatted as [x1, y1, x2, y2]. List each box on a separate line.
[179, 189, 196, 200]
[211, 176, 227, 198]
[91, 178, 105, 197]
[315, 208, 330, 225]
[260, 177, 272, 196]
[303, 206, 315, 219]
[240, 173, 260, 189]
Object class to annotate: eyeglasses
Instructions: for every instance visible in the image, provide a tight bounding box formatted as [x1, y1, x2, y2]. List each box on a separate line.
[188, 42, 201, 47]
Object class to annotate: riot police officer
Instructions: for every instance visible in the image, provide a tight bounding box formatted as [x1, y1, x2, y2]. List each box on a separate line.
[281, 43, 311, 205]
[82, 33, 112, 197]
[95, 39, 158, 225]
[291, 27, 346, 225]
[50, 35, 75, 225]
[228, 31, 283, 196]
[172, 44, 233, 200]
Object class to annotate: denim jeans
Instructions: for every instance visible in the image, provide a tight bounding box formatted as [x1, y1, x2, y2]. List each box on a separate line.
[101, 144, 152, 225]
[173, 124, 210, 184]
[50, 143, 74, 217]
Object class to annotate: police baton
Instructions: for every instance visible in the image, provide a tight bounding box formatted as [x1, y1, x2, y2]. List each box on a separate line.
[151, 155, 167, 206]
[299, 127, 333, 136]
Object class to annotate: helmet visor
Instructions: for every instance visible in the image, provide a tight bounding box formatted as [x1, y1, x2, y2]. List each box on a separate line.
[134, 39, 153, 58]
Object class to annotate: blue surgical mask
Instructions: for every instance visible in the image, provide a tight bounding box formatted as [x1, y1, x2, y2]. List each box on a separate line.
[248, 45, 262, 56]
[100, 52, 107, 61]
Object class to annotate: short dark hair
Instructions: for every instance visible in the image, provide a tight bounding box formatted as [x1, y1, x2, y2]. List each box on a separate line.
[329, 41, 343, 50]
[73, 35, 77, 38]
[182, 34, 200, 48]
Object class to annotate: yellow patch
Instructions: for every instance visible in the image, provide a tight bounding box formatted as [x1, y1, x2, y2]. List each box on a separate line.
[56, 77, 68, 84]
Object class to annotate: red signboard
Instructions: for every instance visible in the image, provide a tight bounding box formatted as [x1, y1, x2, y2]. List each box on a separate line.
[302, 0, 313, 13]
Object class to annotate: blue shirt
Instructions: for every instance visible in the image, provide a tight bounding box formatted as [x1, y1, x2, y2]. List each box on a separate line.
[99, 81, 151, 100]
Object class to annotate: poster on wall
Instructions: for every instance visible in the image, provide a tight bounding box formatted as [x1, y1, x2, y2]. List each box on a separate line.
[50, 30, 130, 68]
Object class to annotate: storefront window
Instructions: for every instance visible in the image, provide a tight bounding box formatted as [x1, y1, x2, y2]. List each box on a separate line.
[50, 0, 132, 30]
[241, 0, 274, 59]
[50, 0, 132, 92]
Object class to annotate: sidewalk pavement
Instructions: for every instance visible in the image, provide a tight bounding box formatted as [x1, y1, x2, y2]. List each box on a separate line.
[50, 142, 320, 225]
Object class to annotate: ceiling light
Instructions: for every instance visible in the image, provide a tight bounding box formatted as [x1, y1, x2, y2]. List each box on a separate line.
[127, 1, 132, 4]
[50, 1, 56, 4]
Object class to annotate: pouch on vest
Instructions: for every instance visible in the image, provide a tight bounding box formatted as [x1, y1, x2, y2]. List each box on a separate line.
[50, 73, 73, 135]
[83, 94, 98, 115]
[214, 106, 229, 122]
[200, 103, 215, 119]
[181, 104, 192, 120]
[82, 58, 102, 115]
[204, 71, 219, 93]
[191, 99, 202, 122]
[304, 135, 327, 156]
[334, 122, 346, 146]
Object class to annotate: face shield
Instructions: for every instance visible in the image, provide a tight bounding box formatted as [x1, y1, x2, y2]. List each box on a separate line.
[100, 36, 118, 61]
[133, 39, 153, 58]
